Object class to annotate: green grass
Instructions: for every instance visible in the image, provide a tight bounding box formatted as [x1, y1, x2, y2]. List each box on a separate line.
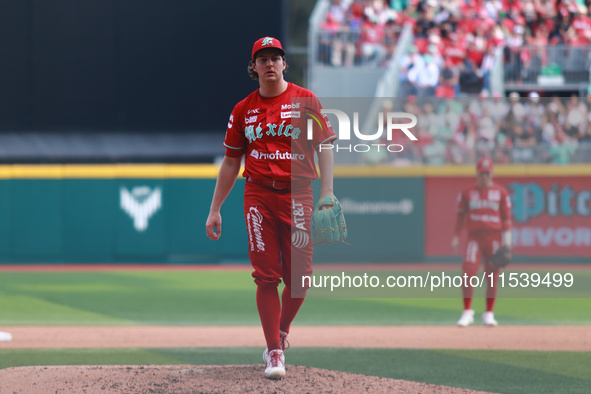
[0, 269, 589, 393]
[1, 348, 589, 394]
[0, 270, 589, 326]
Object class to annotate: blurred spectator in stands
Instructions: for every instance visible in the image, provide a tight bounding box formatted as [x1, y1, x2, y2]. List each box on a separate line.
[328, 0, 348, 24]
[415, 0, 438, 38]
[493, 131, 513, 164]
[459, 58, 483, 94]
[323, 0, 357, 67]
[421, 134, 448, 165]
[476, 116, 498, 159]
[390, 0, 409, 12]
[548, 138, 578, 164]
[410, 47, 440, 96]
[536, 0, 557, 22]
[468, 90, 486, 118]
[564, 95, 587, 140]
[507, 92, 526, 124]
[522, 0, 538, 32]
[360, 15, 387, 65]
[332, 21, 358, 66]
[570, 4, 591, 41]
[449, 100, 478, 163]
[417, 101, 439, 137]
[365, 0, 395, 25]
[525, 23, 549, 82]
[504, 24, 526, 82]
[547, 96, 566, 120]
[511, 122, 539, 163]
[465, 32, 486, 68]
[399, 45, 424, 96]
[538, 110, 576, 166]
[487, 92, 510, 128]
[436, 99, 466, 163]
[384, 14, 402, 58]
[428, 39, 444, 67]
[540, 112, 558, 147]
[583, 93, 591, 150]
[435, 63, 457, 97]
[579, 112, 591, 161]
[479, 46, 496, 93]
[318, 13, 339, 65]
[443, 31, 467, 69]
[524, 92, 545, 131]
[403, 94, 422, 118]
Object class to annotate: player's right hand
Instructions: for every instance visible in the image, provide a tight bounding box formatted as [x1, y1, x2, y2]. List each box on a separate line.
[206, 212, 222, 240]
[451, 236, 459, 252]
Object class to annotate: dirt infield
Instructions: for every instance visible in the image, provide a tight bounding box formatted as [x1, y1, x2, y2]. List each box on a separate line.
[0, 365, 492, 394]
[1, 325, 589, 351]
[0, 325, 586, 393]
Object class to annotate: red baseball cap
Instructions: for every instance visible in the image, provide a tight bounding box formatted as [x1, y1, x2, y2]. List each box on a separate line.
[476, 157, 494, 172]
[252, 36, 285, 61]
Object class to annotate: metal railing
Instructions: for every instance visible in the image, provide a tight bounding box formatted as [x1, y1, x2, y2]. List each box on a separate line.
[308, 0, 330, 85]
[313, 26, 404, 67]
[504, 44, 591, 85]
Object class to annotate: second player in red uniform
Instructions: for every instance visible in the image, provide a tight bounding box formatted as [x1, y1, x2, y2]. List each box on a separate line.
[451, 157, 513, 327]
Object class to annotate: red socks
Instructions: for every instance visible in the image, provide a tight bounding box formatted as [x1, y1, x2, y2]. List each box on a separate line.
[256, 285, 281, 351]
[463, 297, 472, 310]
[279, 285, 305, 334]
[257, 285, 305, 351]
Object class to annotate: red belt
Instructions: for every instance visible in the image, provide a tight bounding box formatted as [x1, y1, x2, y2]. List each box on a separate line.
[246, 177, 310, 190]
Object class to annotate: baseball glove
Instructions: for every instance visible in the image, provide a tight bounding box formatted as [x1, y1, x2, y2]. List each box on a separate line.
[491, 245, 513, 268]
[311, 196, 347, 245]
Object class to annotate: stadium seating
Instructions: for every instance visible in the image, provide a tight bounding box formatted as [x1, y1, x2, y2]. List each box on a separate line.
[312, 0, 591, 164]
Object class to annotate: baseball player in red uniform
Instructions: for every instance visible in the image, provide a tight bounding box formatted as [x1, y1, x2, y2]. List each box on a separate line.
[451, 157, 513, 327]
[205, 37, 336, 379]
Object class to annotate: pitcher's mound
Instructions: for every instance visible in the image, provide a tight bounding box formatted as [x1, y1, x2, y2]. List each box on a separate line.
[0, 365, 488, 393]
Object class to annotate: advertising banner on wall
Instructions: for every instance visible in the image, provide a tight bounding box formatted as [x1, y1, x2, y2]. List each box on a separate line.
[425, 176, 591, 258]
[313, 177, 424, 263]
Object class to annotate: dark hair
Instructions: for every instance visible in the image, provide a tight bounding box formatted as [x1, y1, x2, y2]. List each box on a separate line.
[247, 57, 288, 80]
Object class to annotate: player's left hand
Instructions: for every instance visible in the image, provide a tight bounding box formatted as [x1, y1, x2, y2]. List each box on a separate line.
[206, 211, 222, 240]
[311, 196, 347, 245]
[317, 194, 335, 210]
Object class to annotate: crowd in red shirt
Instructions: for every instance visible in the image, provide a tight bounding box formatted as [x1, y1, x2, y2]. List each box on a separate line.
[319, 0, 591, 96]
[365, 93, 591, 166]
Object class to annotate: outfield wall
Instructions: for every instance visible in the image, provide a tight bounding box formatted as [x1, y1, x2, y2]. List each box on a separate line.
[0, 164, 589, 264]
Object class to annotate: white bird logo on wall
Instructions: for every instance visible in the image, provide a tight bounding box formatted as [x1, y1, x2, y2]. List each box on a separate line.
[120, 186, 162, 232]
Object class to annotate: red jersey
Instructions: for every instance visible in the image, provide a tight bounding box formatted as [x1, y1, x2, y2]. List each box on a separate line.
[223, 83, 337, 181]
[454, 183, 512, 234]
